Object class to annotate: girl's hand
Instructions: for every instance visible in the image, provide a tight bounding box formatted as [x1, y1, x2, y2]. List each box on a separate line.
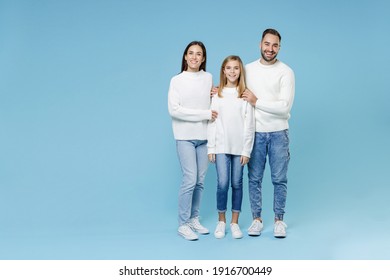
[210, 86, 219, 97]
[208, 154, 216, 163]
[240, 156, 249, 166]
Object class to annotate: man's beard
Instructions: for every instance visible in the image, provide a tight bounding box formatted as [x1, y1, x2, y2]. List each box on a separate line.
[261, 50, 277, 62]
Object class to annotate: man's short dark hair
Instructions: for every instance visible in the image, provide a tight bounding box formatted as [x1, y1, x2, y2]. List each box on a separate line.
[262, 28, 281, 42]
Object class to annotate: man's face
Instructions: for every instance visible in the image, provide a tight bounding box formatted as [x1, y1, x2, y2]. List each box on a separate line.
[260, 33, 280, 64]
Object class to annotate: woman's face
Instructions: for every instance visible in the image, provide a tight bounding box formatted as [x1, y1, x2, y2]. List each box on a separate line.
[185, 45, 205, 72]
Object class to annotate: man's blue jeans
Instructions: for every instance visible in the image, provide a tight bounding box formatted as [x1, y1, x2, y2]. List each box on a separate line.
[215, 154, 243, 213]
[248, 130, 290, 221]
[176, 140, 208, 226]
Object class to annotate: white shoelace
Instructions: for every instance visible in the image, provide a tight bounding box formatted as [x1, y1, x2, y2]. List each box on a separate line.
[231, 223, 240, 231]
[192, 219, 201, 227]
[249, 220, 261, 231]
[215, 222, 225, 233]
[274, 221, 287, 232]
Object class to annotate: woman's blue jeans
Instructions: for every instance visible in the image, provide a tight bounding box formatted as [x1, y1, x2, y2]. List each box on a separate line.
[248, 130, 290, 221]
[215, 154, 243, 213]
[176, 140, 208, 226]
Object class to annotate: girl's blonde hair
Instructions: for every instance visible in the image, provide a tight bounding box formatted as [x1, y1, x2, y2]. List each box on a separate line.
[217, 55, 246, 98]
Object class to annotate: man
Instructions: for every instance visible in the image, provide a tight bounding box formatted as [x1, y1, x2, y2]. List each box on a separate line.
[242, 28, 295, 238]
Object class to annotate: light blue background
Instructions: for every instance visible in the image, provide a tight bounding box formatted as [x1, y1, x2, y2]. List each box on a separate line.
[1, 0, 389, 259]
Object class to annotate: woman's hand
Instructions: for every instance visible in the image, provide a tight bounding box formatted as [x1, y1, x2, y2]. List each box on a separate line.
[210, 86, 219, 97]
[211, 110, 218, 121]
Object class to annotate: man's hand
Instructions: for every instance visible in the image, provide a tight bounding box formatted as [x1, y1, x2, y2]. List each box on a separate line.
[242, 89, 258, 106]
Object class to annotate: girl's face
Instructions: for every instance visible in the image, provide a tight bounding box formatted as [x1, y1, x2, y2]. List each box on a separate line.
[223, 60, 240, 86]
[185, 45, 205, 72]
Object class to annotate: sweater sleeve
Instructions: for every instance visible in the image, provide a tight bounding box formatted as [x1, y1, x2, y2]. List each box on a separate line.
[255, 70, 295, 117]
[168, 81, 212, 122]
[207, 96, 217, 154]
[242, 101, 255, 158]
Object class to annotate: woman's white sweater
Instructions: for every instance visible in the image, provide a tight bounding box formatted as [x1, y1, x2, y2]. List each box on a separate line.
[168, 70, 212, 140]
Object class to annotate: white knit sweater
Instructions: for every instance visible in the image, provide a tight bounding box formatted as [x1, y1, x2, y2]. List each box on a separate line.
[245, 59, 295, 132]
[168, 70, 212, 140]
[207, 87, 255, 158]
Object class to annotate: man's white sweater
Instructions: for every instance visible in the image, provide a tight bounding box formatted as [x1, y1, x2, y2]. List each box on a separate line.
[245, 59, 295, 132]
[207, 87, 255, 158]
[168, 70, 212, 140]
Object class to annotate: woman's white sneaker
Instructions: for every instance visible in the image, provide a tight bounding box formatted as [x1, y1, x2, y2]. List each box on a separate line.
[178, 224, 198, 241]
[214, 221, 226, 239]
[188, 217, 209, 234]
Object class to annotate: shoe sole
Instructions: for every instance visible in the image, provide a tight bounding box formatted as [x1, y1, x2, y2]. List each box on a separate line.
[248, 232, 261, 236]
[274, 234, 286, 238]
[178, 232, 198, 241]
[196, 230, 210, 235]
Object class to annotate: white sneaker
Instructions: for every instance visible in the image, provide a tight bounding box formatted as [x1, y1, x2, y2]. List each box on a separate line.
[230, 223, 243, 239]
[178, 224, 198, 241]
[188, 217, 209, 234]
[274, 220, 287, 238]
[247, 219, 263, 236]
[214, 221, 226, 239]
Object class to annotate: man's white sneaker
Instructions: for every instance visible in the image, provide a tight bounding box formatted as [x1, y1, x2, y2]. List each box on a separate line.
[247, 219, 263, 236]
[188, 217, 209, 234]
[178, 224, 198, 241]
[274, 220, 287, 238]
[214, 221, 226, 239]
[230, 223, 243, 239]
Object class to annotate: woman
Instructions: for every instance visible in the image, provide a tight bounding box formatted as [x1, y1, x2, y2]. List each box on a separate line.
[168, 41, 217, 240]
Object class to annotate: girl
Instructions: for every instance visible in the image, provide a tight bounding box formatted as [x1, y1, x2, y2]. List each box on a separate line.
[168, 41, 218, 241]
[207, 55, 255, 239]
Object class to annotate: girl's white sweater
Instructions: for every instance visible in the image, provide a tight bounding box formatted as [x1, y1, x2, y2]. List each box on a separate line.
[207, 87, 255, 158]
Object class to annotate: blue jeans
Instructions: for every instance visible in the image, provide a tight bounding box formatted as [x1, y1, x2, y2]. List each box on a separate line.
[248, 130, 290, 221]
[176, 140, 208, 226]
[215, 154, 244, 213]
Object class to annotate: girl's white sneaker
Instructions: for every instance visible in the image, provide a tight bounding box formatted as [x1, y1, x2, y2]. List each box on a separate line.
[214, 221, 226, 239]
[230, 223, 243, 239]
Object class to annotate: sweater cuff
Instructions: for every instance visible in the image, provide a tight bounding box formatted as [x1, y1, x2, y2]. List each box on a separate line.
[242, 151, 251, 158]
